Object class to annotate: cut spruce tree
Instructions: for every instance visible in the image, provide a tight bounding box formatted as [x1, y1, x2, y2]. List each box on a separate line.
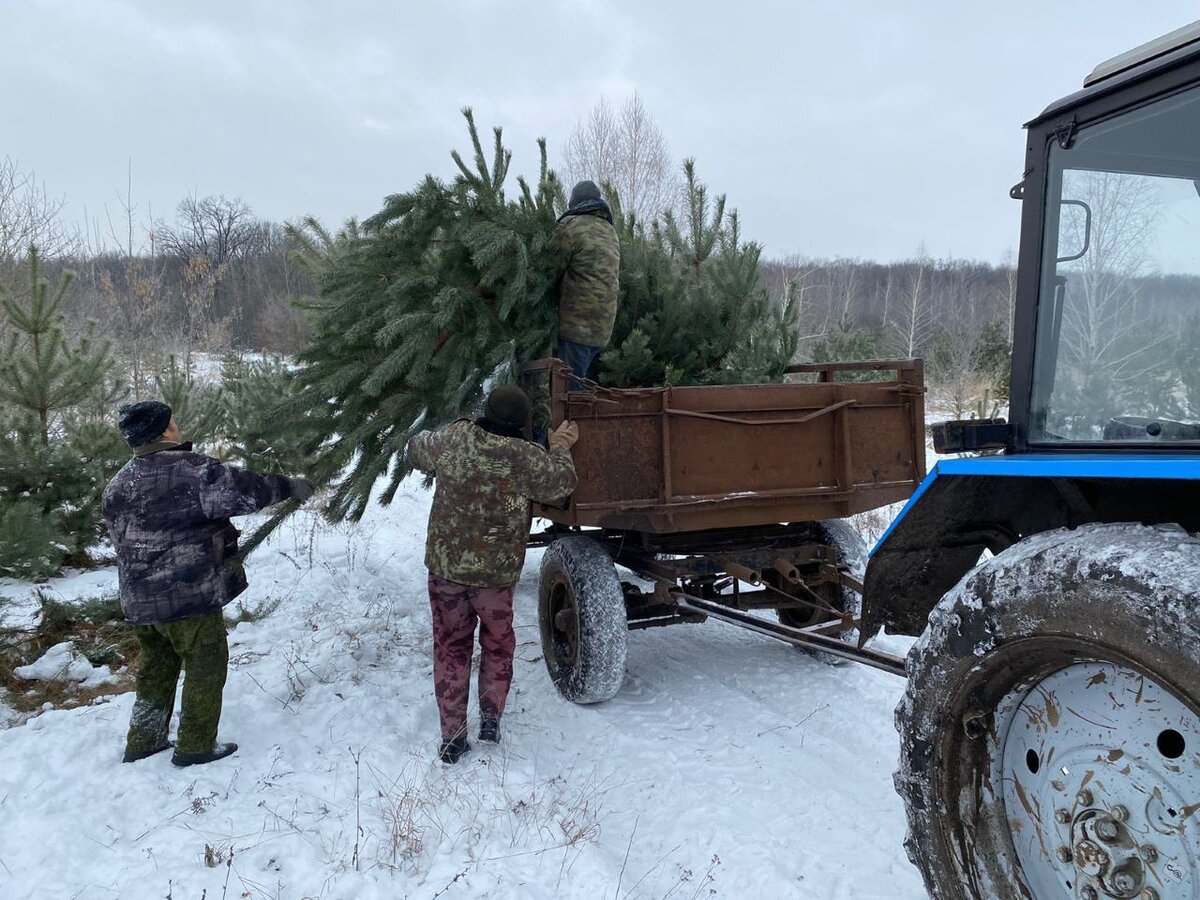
[272, 109, 798, 532]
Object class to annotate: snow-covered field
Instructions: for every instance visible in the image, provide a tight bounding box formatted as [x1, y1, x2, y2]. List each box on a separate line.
[0, 476, 926, 900]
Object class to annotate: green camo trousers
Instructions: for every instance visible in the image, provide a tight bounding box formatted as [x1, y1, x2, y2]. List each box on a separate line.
[125, 611, 229, 756]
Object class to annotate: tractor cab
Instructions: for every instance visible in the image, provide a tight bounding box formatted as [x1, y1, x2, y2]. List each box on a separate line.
[865, 23, 1200, 639]
[1014, 21, 1200, 451]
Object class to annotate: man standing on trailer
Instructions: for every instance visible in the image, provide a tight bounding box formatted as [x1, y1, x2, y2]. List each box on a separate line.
[407, 385, 579, 763]
[548, 180, 622, 383]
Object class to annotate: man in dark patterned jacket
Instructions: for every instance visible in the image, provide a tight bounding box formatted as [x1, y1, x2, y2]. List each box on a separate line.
[407, 385, 578, 763]
[103, 400, 313, 767]
[548, 180, 621, 383]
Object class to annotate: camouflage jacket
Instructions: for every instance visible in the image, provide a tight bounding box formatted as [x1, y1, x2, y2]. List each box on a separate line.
[548, 209, 621, 347]
[102, 441, 294, 625]
[407, 420, 577, 587]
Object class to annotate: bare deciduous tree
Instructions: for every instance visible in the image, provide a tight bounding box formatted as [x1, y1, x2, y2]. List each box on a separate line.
[155, 195, 262, 345]
[889, 253, 933, 359]
[0, 157, 81, 267]
[561, 93, 677, 224]
[156, 195, 257, 265]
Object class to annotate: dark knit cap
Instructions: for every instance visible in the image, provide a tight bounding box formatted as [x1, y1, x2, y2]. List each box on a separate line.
[118, 401, 173, 448]
[484, 385, 532, 429]
[569, 180, 602, 208]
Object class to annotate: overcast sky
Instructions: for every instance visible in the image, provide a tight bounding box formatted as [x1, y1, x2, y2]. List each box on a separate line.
[4, 0, 1198, 264]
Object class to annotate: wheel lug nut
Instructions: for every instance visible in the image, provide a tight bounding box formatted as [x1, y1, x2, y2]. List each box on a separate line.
[1056, 845, 1073, 863]
[1055, 808, 1071, 823]
[1113, 869, 1138, 892]
[1095, 818, 1119, 842]
[1141, 888, 1159, 900]
[1140, 845, 1158, 863]
[1081, 886, 1098, 900]
[1076, 789, 1093, 806]
[1111, 804, 1128, 822]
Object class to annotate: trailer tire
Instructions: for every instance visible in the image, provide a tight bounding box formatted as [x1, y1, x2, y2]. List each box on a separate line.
[777, 518, 866, 662]
[538, 536, 628, 704]
[895, 523, 1200, 900]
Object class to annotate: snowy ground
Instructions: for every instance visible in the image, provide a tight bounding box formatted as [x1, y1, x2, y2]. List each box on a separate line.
[0, 476, 926, 900]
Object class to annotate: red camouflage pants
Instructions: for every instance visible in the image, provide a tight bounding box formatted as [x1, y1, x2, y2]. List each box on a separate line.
[428, 572, 517, 740]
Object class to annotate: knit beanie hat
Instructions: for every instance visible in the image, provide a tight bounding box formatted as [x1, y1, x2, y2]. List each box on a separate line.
[118, 401, 173, 448]
[568, 180, 602, 209]
[484, 385, 532, 429]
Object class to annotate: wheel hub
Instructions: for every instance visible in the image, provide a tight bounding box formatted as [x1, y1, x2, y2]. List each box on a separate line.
[995, 662, 1200, 899]
[548, 580, 579, 666]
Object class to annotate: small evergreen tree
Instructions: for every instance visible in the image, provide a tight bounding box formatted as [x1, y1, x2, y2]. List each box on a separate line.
[0, 248, 114, 445]
[154, 356, 224, 448]
[971, 318, 1013, 400]
[809, 318, 883, 367]
[600, 163, 798, 387]
[0, 248, 126, 572]
[220, 354, 314, 476]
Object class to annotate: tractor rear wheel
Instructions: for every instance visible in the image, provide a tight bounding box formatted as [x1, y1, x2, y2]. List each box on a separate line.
[896, 523, 1200, 899]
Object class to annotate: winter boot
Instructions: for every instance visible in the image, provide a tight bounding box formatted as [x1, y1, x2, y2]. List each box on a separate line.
[438, 736, 471, 764]
[122, 741, 174, 763]
[171, 742, 239, 767]
[478, 718, 501, 743]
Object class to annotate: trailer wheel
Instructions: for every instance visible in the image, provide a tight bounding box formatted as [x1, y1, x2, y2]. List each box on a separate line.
[777, 518, 866, 662]
[538, 536, 628, 704]
[896, 524, 1200, 900]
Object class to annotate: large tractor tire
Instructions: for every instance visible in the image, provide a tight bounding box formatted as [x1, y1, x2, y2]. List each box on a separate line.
[776, 518, 867, 662]
[895, 523, 1200, 900]
[538, 536, 628, 704]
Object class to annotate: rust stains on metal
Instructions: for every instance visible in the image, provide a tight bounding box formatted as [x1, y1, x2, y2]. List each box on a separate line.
[1012, 776, 1043, 828]
[1045, 691, 1062, 729]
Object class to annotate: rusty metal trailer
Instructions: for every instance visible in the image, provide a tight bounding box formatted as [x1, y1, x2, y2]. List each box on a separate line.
[521, 357, 926, 700]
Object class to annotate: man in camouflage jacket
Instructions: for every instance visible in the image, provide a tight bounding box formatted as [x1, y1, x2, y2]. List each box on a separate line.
[548, 180, 621, 383]
[102, 400, 313, 767]
[407, 385, 579, 763]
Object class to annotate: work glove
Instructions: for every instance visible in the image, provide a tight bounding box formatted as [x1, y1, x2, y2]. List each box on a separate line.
[288, 477, 316, 502]
[548, 421, 579, 451]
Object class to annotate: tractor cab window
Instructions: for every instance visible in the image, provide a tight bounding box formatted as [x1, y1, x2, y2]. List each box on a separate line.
[1030, 84, 1200, 444]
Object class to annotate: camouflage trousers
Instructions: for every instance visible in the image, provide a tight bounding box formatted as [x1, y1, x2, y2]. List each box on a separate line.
[428, 572, 516, 740]
[126, 610, 228, 756]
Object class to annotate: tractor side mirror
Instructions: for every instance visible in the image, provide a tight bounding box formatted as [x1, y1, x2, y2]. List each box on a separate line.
[1055, 199, 1091, 263]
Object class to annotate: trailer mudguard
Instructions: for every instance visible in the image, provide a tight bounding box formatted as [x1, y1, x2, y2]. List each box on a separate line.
[861, 454, 1200, 640]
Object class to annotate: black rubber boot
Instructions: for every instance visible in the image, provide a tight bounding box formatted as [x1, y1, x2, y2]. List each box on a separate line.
[122, 741, 174, 763]
[438, 736, 471, 764]
[171, 742, 238, 767]
[478, 718, 501, 743]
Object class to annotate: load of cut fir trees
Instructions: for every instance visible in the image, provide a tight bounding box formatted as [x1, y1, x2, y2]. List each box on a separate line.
[273, 109, 799, 534]
[0, 110, 798, 576]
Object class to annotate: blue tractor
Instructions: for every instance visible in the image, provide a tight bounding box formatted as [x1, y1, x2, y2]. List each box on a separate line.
[872, 21, 1200, 900]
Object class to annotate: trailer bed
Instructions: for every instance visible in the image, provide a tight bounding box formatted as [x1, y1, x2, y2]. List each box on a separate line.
[525, 359, 926, 533]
